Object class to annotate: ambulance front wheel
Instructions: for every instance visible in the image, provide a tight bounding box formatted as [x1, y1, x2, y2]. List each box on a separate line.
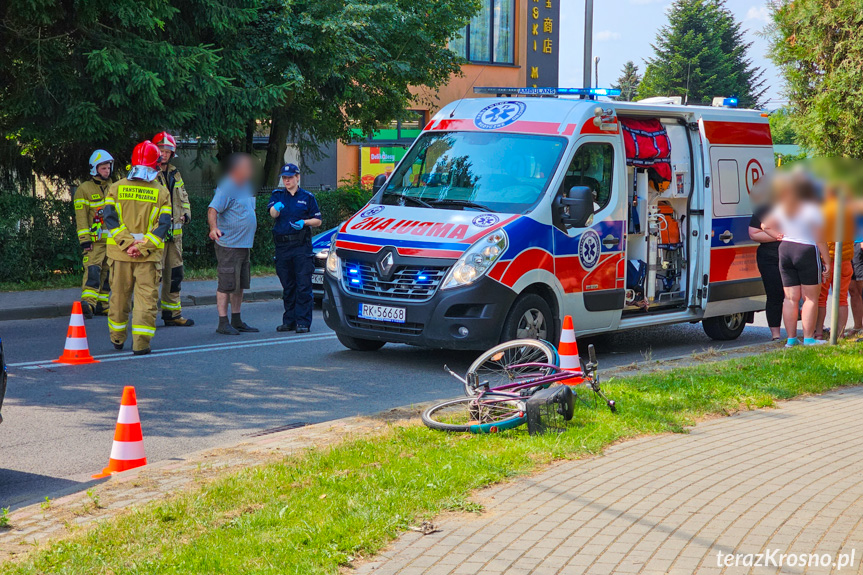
[702, 313, 746, 341]
[500, 293, 555, 345]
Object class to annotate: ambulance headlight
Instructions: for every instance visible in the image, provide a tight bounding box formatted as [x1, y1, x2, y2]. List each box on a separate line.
[441, 230, 508, 290]
[325, 234, 341, 279]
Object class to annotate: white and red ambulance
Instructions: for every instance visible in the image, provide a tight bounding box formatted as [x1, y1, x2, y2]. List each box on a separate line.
[322, 88, 773, 351]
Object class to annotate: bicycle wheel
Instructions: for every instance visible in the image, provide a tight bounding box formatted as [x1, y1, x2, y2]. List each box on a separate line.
[464, 339, 558, 396]
[422, 394, 527, 433]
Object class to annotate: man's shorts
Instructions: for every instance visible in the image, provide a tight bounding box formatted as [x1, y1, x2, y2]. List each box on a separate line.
[853, 243, 863, 281]
[215, 244, 251, 294]
[819, 259, 853, 308]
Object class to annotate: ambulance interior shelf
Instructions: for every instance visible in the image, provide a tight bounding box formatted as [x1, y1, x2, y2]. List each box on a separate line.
[620, 117, 689, 313]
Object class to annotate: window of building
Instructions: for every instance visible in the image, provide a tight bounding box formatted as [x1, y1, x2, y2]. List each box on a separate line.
[351, 110, 427, 143]
[451, 0, 514, 65]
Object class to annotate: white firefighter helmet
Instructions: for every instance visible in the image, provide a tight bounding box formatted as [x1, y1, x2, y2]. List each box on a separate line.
[88, 149, 115, 177]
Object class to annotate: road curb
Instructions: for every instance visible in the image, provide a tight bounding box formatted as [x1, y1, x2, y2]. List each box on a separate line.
[0, 289, 283, 322]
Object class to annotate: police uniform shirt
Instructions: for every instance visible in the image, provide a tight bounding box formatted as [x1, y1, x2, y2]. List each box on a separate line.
[267, 187, 322, 238]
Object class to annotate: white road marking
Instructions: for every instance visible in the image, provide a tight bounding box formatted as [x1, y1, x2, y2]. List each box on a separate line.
[9, 333, 339, 370]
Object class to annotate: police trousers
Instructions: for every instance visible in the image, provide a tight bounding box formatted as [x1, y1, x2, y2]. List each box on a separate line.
[108, 260, 161, 352]
[160, 235, 184, 318]
[275, 243, 314, 327]
[81, 242, 111, 308]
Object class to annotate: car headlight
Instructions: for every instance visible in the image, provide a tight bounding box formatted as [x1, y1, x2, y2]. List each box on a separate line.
[316, 248, 329, 260]
[441, 229, 508, 290]
[325, 234, 341, 279]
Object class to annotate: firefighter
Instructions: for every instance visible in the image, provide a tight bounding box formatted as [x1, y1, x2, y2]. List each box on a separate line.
[152, 131, 194, 327]
[74, 150, 114, 319]
[102, 141, 172, 355]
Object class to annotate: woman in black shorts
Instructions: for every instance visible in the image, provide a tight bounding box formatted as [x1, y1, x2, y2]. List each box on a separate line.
[761, 174, 830, 347]
[749, 199, 783, 341]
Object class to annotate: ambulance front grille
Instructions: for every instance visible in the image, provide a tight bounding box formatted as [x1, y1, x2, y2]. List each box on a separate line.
[341, 260, 448, 301]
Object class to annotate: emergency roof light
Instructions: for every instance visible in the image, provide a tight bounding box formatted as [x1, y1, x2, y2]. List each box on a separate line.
[711, 96, 739, 108]
[473, 87, 621, 98]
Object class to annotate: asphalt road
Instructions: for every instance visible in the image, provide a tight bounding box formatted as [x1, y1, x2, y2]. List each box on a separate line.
[0, 300, 772, 509]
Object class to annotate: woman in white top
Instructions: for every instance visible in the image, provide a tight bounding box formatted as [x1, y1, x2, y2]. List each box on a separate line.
[761, 173, 830, 346]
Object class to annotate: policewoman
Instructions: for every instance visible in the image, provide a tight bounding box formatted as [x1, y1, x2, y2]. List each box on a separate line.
[268, 163, 322, 333]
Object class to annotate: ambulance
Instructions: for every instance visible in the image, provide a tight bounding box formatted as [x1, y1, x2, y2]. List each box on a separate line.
[322, 88, 773, 351]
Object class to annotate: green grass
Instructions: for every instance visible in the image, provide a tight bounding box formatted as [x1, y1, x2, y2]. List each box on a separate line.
[0, 266, 276, 292]
[6, 345, 863, 574]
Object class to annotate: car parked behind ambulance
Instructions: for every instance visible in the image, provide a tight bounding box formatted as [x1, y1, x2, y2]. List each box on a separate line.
[322, 89, 773, 351]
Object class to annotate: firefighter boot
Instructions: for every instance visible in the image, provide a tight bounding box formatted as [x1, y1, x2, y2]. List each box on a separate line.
[81, 301, 95, 320]
[162, 311, 195, 327]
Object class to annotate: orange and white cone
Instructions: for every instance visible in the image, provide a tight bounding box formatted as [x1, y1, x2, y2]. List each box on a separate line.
[53, 302, 99, 365]
[93, 386, 147, 478]
[558, 315, 582, 383]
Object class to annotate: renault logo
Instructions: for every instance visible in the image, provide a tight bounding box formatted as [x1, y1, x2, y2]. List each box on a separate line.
[377, 251, 395, 278]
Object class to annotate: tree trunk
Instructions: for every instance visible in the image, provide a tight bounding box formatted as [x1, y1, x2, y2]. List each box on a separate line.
[262, 106, 290, 189]
[244, 119, 255, 154]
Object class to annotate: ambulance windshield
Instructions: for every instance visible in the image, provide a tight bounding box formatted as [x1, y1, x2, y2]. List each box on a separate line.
[379, 131, 566, 214]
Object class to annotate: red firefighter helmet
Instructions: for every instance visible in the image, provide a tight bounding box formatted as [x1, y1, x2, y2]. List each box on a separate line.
[152, 131, 177, 152]
[131, 140, 161, 169]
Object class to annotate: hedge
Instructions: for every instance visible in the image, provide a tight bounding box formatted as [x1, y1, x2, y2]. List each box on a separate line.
[0, 186, 372, 284]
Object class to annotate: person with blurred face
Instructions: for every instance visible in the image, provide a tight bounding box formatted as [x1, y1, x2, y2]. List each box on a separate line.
[208, 153, 259, 335]
[814, 184, 854, 339]
[761, 173, 830, 347]
[748, 179, 784, 340]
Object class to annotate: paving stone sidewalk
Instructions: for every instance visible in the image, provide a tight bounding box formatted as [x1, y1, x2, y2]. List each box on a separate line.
[356, 387, 863, 575]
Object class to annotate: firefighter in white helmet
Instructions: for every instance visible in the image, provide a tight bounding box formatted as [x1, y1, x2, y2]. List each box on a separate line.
[153, 131, 195, 327]
[74, 149, 114, 319]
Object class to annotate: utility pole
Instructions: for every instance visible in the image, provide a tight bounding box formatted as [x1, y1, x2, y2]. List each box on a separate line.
[594, 56, 600, 89]
[583, 0, 594, 92]
[829, 191, 846, 345]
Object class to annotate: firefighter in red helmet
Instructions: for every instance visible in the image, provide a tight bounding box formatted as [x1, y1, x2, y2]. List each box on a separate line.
[101, 141, 172, 355]
[152, 131, 194, 327]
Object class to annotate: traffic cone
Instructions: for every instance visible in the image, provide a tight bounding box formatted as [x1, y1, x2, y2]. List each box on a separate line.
[93, 386, 147, 478]
[558, 315, 582, 383]
[53, 302, 99, 365]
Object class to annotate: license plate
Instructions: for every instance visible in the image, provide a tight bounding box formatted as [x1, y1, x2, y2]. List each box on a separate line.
[311, 273, 324, 285]
[358, 303, 406, 323]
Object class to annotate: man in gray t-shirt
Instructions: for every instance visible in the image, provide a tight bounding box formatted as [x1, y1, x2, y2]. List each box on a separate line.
[207, 154, 259, 335]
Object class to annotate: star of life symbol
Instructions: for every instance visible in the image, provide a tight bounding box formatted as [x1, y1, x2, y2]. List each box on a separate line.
[360, 205, 384, 218]
[472, 214, 500, 228]
[474, 101, 527, 130]
[578, 229, 601, 269]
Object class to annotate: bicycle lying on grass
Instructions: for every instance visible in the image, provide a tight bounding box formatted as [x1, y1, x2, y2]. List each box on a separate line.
[422, 339, 616, 435]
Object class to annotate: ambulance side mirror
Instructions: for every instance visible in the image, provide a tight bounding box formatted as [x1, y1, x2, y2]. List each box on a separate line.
[372, 174, 388, 194]
[557, 186, 594, 228]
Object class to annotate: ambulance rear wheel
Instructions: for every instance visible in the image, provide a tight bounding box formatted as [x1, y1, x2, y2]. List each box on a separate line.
[336, 332, 386, 351]
[702, 313, 746, 341]
[501, 294, 554, 345]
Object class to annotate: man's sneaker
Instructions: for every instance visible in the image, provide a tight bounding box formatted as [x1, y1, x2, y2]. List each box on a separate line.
[232, 322, 259, 333]
[132, 347, 151, 356]
[216, 324, 241, 335]
[81, 301, 94, 320]
[164, 316, 195, 327]
[276, 324, 296, 332]
[296, 325, 310, 334]
[803, 338, 828, 346]
[785, 337, 800, 348]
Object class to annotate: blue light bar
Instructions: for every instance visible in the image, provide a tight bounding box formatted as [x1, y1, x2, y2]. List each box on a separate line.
[418, 275, 427, 281]
[723, 97, 738, 107]
[349, 268, 358, 274]
[351, 278, 360, 284]
[473, 87, 621, 97]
